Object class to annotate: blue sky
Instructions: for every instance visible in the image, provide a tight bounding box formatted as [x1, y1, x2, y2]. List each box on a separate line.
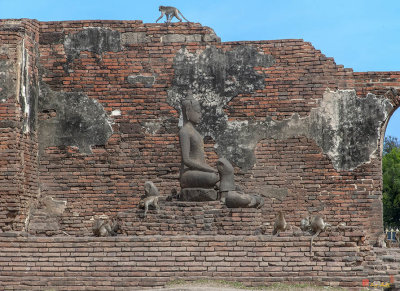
[1, 0, 399, 139]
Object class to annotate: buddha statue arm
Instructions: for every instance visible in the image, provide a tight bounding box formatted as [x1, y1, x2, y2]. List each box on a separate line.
[180, 130, 216, 173]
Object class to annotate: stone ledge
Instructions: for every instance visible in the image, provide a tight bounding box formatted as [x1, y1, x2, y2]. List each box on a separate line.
[0, 231, 394, 290]
[0, 226, 365, 242]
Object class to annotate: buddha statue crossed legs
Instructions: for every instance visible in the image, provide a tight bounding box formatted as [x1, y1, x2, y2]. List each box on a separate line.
[178, 92, 264, 207]
[179, 94, 219, 200]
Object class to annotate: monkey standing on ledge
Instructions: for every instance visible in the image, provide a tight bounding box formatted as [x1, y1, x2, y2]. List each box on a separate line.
[139, 196, 160, 217]
[138, 181, 161, 218]
[309, 215, 331, 254]
[155, 6, 190, 23]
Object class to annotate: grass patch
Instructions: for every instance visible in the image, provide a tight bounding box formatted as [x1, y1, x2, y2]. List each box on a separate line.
[166, 279, 347, 290]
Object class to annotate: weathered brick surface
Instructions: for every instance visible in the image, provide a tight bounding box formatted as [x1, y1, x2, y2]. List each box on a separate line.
[2, 230, 397, 290]
[118, 200, 264, 236]
[9, 19, 394, 238]
[0, 19, 40, 231]
[1, 18, 400, 289]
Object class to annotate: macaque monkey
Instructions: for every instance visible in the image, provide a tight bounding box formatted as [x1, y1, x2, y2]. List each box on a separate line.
[139, 181, 160, 217]
[300, 216, 310, 232]
[257, 224, 268, 235]
[155, 6, 190, 23]
[309, 216, 331, 254]
[139, 196, 160, 217]
[144, 181, 159, 197]
[374, 232, 387, 248]
[272, 211, 287, 235]
[92, 218, 119, 237]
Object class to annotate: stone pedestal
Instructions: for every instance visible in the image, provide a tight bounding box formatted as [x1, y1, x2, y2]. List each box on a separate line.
[180, 188, 218, 202]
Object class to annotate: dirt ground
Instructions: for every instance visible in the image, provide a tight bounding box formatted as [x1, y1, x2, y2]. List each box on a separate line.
[148, 281, 349, 291]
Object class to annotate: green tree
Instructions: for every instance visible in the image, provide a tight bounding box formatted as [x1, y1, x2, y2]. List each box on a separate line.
[383, 136, 400, 156]
[382, 146, 400, 228]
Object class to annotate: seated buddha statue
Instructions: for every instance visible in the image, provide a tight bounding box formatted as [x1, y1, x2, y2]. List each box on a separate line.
[178, 92, 264, 208]
[179, 93, 219, 189]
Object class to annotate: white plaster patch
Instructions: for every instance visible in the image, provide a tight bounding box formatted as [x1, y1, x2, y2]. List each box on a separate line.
[310, 89, 393, 171]
[19, 41, 30, 134]
[227, 120, 249, 130]
[111, 109, 121, 116]
[43, 196, 67, 216]
[143, 118, 163, 134]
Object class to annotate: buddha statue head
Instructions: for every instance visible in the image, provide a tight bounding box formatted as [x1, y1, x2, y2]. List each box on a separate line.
[182, 90, 201, 124]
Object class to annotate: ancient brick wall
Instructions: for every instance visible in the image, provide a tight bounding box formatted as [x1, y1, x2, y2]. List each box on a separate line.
[17, 19, 396, 239]
[34, 20, 222, 236]
[0, 19, 40, 231]
[1, 229, 391, 291]
[118, 200, 265, 236]
[1, 18, 400, 290]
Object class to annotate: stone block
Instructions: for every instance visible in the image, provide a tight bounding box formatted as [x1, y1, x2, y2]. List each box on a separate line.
[121, 32, 149, 45]
[180, 188, 218, 202]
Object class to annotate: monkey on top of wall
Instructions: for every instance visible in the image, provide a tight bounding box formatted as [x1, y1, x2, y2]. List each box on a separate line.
[155, 6, 190, 23]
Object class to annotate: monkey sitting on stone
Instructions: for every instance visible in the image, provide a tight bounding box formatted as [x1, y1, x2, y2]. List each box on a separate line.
[155, 6, 190, 23]
[272, 211, 288, 235]
[309, 215, 331, 254]
[254, 224, 268, 235]
[138, 181, 160, 218]
[92, 218, 119, 237]
[374, 231, 387, 248]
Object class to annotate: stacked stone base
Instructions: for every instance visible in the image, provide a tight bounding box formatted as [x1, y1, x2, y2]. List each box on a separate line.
[1, 229, 399, 290]
[118, 200, 264, 236]
[180, 188, 218, 202]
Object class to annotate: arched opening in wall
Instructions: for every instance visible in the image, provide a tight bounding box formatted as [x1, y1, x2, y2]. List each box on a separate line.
[381, 107, 400, 245]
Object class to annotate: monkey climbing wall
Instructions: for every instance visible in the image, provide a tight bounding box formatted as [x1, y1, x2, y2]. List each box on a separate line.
[0, 18, 400, 289]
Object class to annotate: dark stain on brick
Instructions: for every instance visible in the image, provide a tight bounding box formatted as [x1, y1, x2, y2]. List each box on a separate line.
[38, 82, 113, 154]
[0, 59, 16, 102]
[127, 75, 155, 88]
[39, 32, 64, 45]
[119, 123, 143, 135]
[167, 45, 275, 171]
[64, 28, 121, 70]
[168, 46, 392, 172]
